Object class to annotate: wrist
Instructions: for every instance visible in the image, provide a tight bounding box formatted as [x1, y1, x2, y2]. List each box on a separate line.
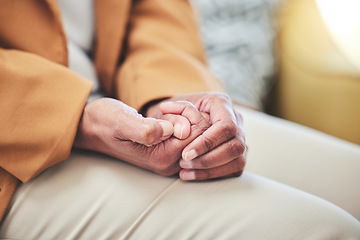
[73, 101, 104, 151]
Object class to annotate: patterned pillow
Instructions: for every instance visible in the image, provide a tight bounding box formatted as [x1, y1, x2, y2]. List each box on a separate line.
[191, 0, 282, 109]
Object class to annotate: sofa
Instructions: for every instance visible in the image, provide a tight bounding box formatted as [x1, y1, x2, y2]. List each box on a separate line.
[191, 0, 360, 145]
[191, 0, 360, 220]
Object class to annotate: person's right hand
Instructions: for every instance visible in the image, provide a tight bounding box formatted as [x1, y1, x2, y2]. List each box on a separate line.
[73, 98, 210, 176]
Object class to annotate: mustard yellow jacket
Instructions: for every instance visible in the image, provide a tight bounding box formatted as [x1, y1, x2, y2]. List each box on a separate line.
[0, 0, 222, 221]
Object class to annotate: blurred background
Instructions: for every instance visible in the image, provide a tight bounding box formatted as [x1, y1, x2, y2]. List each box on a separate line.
[190, 0, 360, 145]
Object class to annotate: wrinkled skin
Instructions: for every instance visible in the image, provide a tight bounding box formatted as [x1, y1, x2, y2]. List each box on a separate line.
[74, 92, 246, 181]
[148, 92, 247, 180]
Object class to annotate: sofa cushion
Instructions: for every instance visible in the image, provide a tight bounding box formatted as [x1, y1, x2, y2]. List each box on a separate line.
[191, 0, 283, 109]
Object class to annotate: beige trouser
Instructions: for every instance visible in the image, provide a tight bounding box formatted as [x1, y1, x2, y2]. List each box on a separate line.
[1, 107, 360, 240]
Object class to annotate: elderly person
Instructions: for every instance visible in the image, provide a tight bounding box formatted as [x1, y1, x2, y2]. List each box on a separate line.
[0, 0, 359, 239]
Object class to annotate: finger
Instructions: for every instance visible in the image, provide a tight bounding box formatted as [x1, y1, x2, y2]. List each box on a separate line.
[159, 114, 191, 139]
[160, 101, 206, 126]
[139, 118, 174, 145]
[179, 137, 245, 169]
[160, 101, 211, 139]
[181, 118, 244, 161]
[182, 98, 243, 161]
[179, 157, 245, 181]
[93, 99, 174, 146]
[115, 114, 173, 146]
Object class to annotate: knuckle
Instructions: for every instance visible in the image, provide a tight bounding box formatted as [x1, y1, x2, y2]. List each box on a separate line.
[196, 119, 211, 132]
[236, 157, 246, 171]
[209, 92, 230, 101]
[244, 144, 249, 157]
[233, 170, 243, 178]
[200, 93, 226, 108]
[219, 92, 231, 102]
[235, 110, 244, 124]
[141, 124, 157, 145]
[200, 170, 212, 180]
[201, 135, 214, 152]
[212, 92, 231, 103]
[228, 140, 245, 157]
[220, 120, 238, 139]
[198, 159, 212, 169]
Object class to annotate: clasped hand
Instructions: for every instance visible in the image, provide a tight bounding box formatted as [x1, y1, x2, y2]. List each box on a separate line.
[74, 93, 246, 181]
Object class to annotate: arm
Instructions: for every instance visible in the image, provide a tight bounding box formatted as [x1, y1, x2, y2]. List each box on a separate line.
[115, 0, 223, 110]
[0, 49, 92, 183]
[115, 0, 247, 180]
[0, 48, 92, 220]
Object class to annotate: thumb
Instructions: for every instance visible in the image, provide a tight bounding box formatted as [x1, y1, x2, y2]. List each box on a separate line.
[80, 98, 174, 147]
[129, 117, 174, 146]
[97, 98, 174, 146]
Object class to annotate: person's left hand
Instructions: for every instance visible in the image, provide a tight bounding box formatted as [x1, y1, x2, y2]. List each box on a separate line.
[145, 92, 247, 181]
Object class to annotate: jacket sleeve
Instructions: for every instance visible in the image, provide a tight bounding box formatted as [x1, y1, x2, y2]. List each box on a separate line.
[0, 48, 92, 183]
[115, 0, 223, 111]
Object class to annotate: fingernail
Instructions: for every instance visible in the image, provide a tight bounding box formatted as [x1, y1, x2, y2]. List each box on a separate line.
[181, 171, 195, 181]
[184, 149, 197, 161]
[180, 159, 193, 169]
[174, 123, 184, 139]
[159, 121, 174, 137]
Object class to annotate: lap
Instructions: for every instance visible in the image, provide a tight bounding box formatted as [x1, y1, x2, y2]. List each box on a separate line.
[239, 105, 360, 219]
[1, 150, 359, 240]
